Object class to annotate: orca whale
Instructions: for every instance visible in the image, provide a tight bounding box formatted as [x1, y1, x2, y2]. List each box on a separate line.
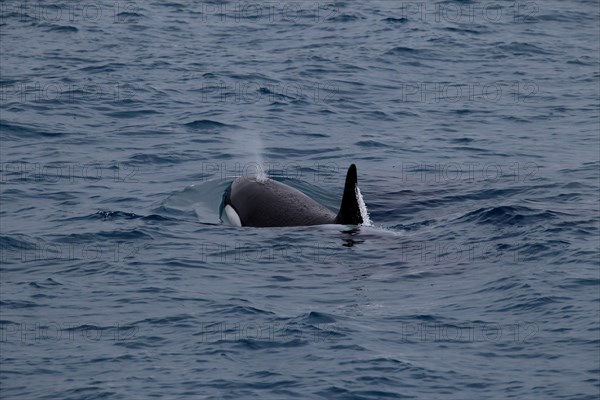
[221, 164, 364, 227]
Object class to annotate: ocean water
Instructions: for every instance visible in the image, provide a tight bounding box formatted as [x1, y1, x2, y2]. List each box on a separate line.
[1, 1, 599, 399]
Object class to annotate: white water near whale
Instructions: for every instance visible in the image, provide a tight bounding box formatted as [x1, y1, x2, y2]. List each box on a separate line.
[356, 186, 372, 227]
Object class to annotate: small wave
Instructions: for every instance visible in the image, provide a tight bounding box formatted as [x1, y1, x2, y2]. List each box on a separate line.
[0, 300, 39, 309]
[0, 234, 38, 250]
[62, 229, 153, 241]
[355, 140, 389, 148]
[450, 137, 474, 144]
[80, 63, 127, 73]
[234, 338, 308, 350]
[207, 305, 276, 316]
[135, 314, 194, 326]
[567, 58, 595, 66]
[384, 46, 441, 61]
[129, 153, 178, 164]
[106, 109, 160, 119]
[0, 121, 66, 138]
[382, 17, 408, 24]
[327, 13, 362, 22]
[498, 42, 553, 55]
[389, 219, 436, 232]
[459, 206, 558, 226]
[265, 146, 341, 157]
[386, 46, 418, 54]
[45, 25, 78, 33]
[516, 240, 570, 260]
[113, 336, 166, 349]
[89, 210, 173, 222]
[28, 278, 63, 289]
[496, 295, 570, 312]
[62, 323, 117, 333]
[306, 311, 337, 324]
[558, 278, 600, 289]
[115, 11, 145, 20]
[444, 26, 483, 35]
[184, 119, 233, 129]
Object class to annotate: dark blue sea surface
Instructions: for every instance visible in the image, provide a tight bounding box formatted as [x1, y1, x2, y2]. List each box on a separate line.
[1, 1, 599, 399]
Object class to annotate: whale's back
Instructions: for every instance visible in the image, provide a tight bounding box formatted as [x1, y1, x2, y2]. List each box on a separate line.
[225, 178, 337, 227]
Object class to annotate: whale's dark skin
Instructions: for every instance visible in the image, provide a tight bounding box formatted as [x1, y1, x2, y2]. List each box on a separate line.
[223, 164, 364, 227]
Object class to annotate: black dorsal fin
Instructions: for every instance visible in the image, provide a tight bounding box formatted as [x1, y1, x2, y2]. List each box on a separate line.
[335, 164, 363, 225]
